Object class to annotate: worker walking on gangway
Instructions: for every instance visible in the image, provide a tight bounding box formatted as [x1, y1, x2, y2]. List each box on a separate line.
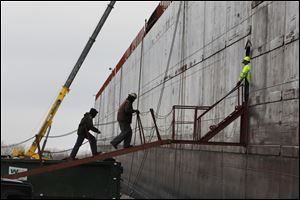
[110, 93, 140, 149]
[69, 108, 102, 160]
[237, 56, 251, 102]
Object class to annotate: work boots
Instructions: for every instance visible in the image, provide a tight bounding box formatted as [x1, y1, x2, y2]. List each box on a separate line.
[110, 141, 118, 150]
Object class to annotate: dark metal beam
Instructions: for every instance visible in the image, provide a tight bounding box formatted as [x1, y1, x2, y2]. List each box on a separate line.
[150, 108, 162, 141]
[171, 140, 243, 146]
[199, 106, 245, 142]
[173, 105, 210, 110]
[2, 140, 171, 180]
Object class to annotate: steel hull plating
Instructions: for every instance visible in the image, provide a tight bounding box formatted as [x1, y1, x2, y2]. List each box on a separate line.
[95, 1, 299, 198]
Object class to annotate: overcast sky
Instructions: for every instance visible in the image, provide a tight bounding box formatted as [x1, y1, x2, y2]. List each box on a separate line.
[1, 1, 160, 153]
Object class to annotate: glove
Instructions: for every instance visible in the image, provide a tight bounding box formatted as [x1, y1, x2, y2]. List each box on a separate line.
[97, 129, 101, 134]
[236, 81, 242, 86]
[135, 110, 140, 115]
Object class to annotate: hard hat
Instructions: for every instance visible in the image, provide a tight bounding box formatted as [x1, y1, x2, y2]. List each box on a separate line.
[129, 93, 137, 99]
[89, 108, 98, 115]
[243, 56, 251, 62]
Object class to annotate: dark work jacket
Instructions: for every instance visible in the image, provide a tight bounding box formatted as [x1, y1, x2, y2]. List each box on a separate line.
[117, 99, 135, 124]
[77, 112, 99, 135]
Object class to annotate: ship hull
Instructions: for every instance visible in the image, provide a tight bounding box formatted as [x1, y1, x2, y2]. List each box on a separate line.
[95, 1, 299, 198]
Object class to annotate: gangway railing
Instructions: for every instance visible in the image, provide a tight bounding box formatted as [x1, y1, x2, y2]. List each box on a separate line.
[2, 110, 166, 180]
[171, 84, 248, 146]
[2, 84, 248, 180]
[171, 105, 210, 140]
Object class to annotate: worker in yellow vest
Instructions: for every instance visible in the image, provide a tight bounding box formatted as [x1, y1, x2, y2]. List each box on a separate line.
[237, 56, 251, 102]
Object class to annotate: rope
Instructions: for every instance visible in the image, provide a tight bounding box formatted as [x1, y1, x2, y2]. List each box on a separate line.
[49, 121, 117, 138]
[1, 135, 35, 148]
[139, 110, 151, 116]
[1, 120, 118, 149]
[48, 135, 116, 154]
[155, 109, 173, 119]
[47, 130, 77, 138]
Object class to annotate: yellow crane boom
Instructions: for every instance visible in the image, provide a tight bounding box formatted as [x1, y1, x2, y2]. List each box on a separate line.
[20, 1, 116, 159]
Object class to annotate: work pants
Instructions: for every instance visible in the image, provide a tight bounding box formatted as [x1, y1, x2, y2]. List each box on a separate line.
[110, 121, 132, 148]
[70, 132, 97, 159]
[244, 80, 249, 102]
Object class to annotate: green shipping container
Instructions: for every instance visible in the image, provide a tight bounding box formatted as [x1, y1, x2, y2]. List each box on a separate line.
[1, 158, 123, 199]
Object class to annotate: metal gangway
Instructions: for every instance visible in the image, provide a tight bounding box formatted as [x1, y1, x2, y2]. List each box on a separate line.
[2, 84, 248, 180]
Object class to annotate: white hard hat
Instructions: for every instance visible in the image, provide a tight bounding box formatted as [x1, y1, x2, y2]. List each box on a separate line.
[129, 93, 137, 99]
